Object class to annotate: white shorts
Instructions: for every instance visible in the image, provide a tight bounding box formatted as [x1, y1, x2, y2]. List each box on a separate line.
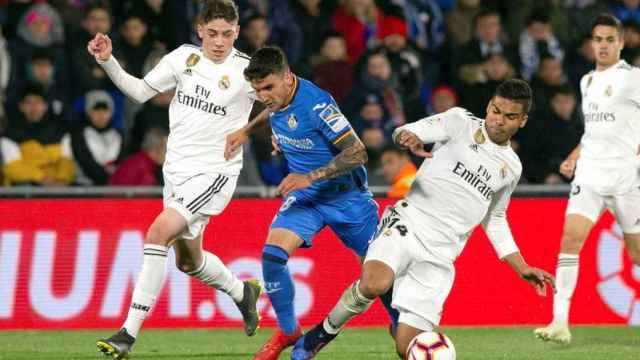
[163, 173, 238, 240]
[566, 182, 640, 233]
[365, 207, 455, 330]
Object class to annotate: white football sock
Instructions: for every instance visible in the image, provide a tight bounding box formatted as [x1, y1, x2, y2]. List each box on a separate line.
[188, 251, 244, 303]
[553, 253, 579, 326]
[323, 281, 374, 335]
[123, 244, 168, 338]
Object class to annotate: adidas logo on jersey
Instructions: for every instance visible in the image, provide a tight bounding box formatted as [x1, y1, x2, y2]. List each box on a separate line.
[469, 144, 479, 152]
[183, 68, 192, 76]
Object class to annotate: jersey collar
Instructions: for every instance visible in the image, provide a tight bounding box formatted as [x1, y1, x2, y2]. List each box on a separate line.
[279, 75, 299, 111]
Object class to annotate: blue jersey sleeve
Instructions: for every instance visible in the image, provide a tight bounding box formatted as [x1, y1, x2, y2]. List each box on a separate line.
[310, 94, 353, 144]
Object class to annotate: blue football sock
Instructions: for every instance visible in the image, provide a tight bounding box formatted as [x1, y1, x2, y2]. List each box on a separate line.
[262, 244, 298, 335]
[379, 287, 399, 333]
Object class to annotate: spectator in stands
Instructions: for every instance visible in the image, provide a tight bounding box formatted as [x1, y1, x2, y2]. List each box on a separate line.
[10, 3, 69, 100]
[0, 137, 21, 186]
[610, 0, 640, 25]
[63, 90, 123, 185]
[128, 90, 172, 154]
[519, 10, 565, 80]
[9, 50, 70, 119]
[0, 29, 10, 133]
[398, 0, 445, 53]
[445, 0, 482, 48]
[530, 54, 569, 115]
[332, 0, 386, 64]
[69, 2, 114, 98]
[109, 127, 167, 186]
[311, 31, 354, 104]
[345, 50, 406, 130]
[380, 145, 417, 198]
[567, 34, 595, 92]
[237, 14, 272, 56]
[113, 15, 154, 78]
[267, 1, 304, 65]
[622, 20, 640, 63]
[521, 86, 582, 184]
[4, 85, 74, 186]
[120, 0, 179, 50]
[290, 0, 335, 67]
[458, 53, 516, 116]
[427, 85, 458, 115]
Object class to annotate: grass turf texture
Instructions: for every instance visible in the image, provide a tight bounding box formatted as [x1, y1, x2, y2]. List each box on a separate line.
[0, 326, 637, 359]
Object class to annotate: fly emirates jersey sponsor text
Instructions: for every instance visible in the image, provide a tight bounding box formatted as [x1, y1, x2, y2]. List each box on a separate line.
[144, 45, 256, 182]
[578, 60, 640, 192]
[394, 107, 521, 262]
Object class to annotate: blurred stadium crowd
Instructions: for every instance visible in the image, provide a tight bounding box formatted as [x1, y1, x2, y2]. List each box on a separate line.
[0, 0, 636, 195]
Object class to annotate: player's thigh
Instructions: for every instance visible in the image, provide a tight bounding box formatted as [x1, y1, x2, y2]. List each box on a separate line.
[610, 187, 640, 234]
[394, 258, 455, 331]
[325, 194, 380, 257]
[395, 324, 427, 358]
[623, 232, 640, 264]
[270, 195, 324, 252]
[562, 184, 602, 252]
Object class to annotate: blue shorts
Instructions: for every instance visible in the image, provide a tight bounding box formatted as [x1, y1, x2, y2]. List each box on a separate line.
[270, 191, 379, 257]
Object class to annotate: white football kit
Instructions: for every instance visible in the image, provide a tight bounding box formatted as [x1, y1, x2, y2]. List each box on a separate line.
[365, 107, 522, 330]
[101, 46, 255, 239]
[568, 60, 640, 233]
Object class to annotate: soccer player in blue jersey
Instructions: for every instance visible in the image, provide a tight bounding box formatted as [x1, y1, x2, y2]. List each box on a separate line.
[224, 46, 398, 360]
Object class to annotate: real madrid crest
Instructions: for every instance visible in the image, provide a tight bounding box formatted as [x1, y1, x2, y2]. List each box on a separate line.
[604, 85, 612, 97]
[218, 75, 231, 90]
[288, 114, 298, 129]
[474, 128, 486, 144]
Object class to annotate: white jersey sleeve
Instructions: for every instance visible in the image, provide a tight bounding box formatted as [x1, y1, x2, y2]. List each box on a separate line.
[393, 107, 469, 144]
[98, 56, 157, 103]
[481, 176, 520, 259]
[0, 137, 21, 163]
[144, 49, 180, 92]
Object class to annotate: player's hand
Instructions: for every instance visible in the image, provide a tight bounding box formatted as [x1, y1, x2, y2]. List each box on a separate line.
[277, 173, 312, 197]
[271, 135, 281, 156]
[519, 266, 556, 296]
[396, 130, 432, 158]
[87, 32, 112, 62]
[559, 158, 576, 179]
[224, 129, 248, 160]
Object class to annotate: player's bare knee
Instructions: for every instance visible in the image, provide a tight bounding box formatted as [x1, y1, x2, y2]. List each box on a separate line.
[358, 274, 389, 299]
[560, 232, 584, 254]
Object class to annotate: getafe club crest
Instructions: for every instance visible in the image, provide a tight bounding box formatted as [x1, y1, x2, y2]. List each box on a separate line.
[288, 114, 298, 129]
[184, 53, 200, 75]
[604, 85, 613, 97]
[474, 128, 486, 144]
[218, 75, 231, 90]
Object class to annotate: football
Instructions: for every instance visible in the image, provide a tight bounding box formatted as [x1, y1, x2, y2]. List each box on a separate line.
[406, 331, 456, 360]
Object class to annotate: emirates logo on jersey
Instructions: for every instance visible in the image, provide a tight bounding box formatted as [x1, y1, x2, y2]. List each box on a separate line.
[218, 75, 231, 90]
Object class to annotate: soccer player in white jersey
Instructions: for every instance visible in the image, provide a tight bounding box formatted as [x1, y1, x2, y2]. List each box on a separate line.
[292, 79, 555, 359]
[88, 1, 265, 358]
[535, 14, 640, 344]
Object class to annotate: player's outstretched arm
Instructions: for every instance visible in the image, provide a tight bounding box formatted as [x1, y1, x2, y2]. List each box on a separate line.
[503, 252, 556, 296]
[87, 33, 157, 104]
[276, 131, 366, 197]
[393, 129, 433, 158]
[224, 107, 269, 160]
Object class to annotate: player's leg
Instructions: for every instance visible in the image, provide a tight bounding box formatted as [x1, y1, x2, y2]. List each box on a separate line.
[535, 184, 602, 344]
[292, 205, 410, 359]
[609, 190, 640, 265]
[173, 228, 262, 336]
[97, 207, 187, 359]
[253, 228, 305, 360]
[395, 322, 434, 359]
[324, 194, 400, 329]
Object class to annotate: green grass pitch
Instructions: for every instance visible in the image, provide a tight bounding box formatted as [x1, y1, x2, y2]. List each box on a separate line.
[0, 326, 638, 359]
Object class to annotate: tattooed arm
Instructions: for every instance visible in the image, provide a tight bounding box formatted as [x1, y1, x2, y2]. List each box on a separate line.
[277, 131, 367, 196]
